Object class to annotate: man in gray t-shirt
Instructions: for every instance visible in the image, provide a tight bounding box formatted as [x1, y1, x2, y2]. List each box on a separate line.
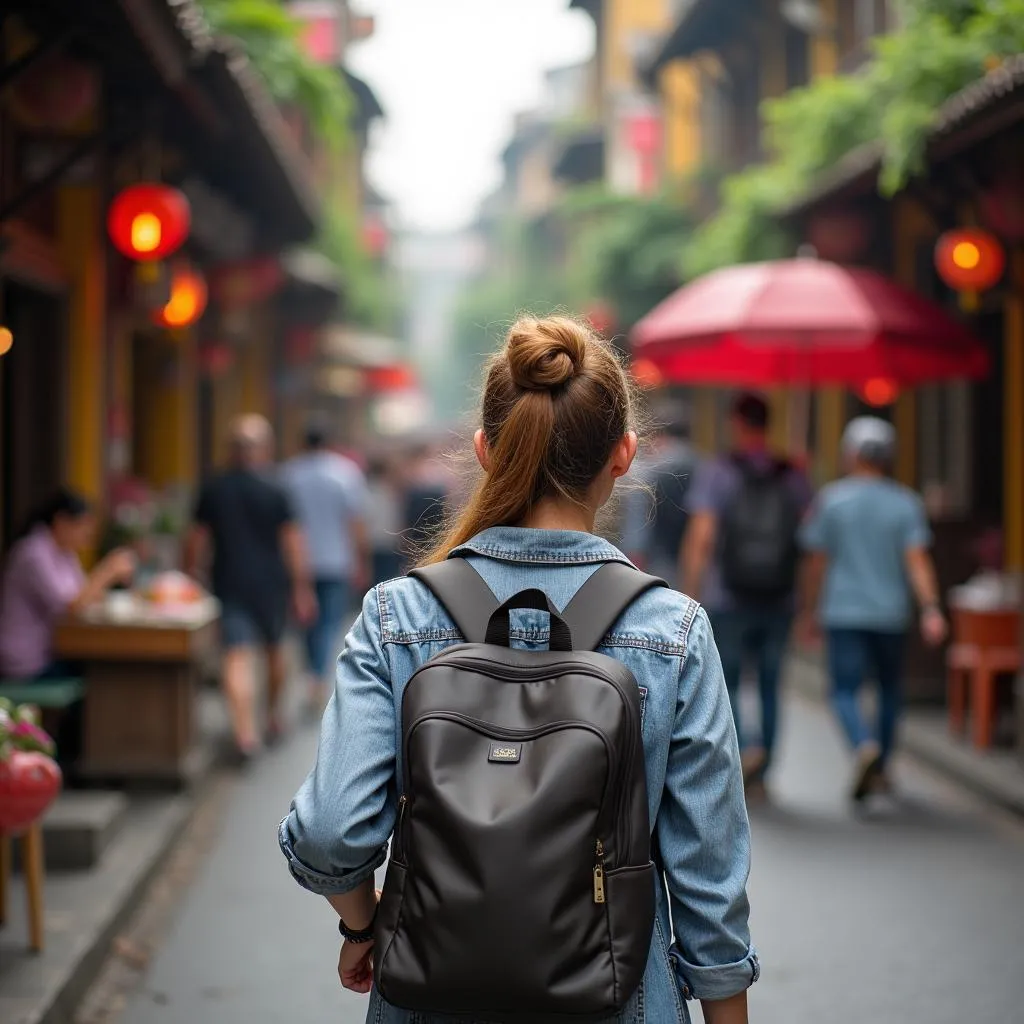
[682, 393, 812, 794]
[798, 416, 947, 801]
[282, 421, 370, 713]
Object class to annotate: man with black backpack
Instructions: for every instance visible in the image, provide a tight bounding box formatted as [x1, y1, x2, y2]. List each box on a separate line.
[682, 392, 812, 795]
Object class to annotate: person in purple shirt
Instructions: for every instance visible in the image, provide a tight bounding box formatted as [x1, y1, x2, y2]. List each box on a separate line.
[682, 393, 812, 797]
[0, 489, 136, 680]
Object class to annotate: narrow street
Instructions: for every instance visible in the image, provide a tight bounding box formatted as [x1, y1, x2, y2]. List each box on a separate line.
[112, 692, 1024, 1024]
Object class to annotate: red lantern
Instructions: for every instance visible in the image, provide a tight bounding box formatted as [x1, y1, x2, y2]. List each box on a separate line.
[630, 358, 664, 390]
[858, 377, 900, 407]
[367, 364, 417, 392]
[8, 53, 98, 130]
[934, 229, 1006, 292]
[152, 265, 208, 329]
[108, 184, 191, 262]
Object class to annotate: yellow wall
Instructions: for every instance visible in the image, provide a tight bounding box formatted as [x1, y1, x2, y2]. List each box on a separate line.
[604, 0, 672, 90]
[659, 61, 701, 179]
[1005, 249, 1024, 570]
[57, 185, 106, 503]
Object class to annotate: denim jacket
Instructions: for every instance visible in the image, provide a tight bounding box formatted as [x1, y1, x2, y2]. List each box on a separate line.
[280, 527, 758, 1023]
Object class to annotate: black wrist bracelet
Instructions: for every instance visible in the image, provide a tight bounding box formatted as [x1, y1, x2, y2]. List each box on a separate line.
[338, 911, 377, 944]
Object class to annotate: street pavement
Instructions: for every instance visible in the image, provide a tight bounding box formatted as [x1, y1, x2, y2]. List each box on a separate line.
[117, 690, 1024, 1024]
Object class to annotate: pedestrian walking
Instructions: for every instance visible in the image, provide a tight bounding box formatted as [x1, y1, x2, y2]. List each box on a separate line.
[280, 315, 756, 1024]
[682, 392, 812, 796]
[621, 412, 697, 585]
[185, 415, 316, 760]
[399, 441, 451, 569]
[365, 455, 403, 585]
[282, 419, 370, 717]
[797, 416, 947, 801]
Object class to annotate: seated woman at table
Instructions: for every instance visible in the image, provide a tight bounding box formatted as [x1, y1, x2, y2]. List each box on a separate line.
[0, 488, 136, 680]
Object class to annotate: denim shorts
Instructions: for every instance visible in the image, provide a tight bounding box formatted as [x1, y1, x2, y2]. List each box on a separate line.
[220, 601, 287, 649]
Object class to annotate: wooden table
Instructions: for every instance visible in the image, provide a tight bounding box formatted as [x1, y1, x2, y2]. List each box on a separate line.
[54, 603, 219, 787]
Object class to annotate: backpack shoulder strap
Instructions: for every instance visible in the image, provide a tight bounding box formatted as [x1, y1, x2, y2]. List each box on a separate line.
[408, 558, 499, 644]
[561, 562, 668, 652]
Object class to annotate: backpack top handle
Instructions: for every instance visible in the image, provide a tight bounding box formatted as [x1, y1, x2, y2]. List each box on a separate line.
[485, 589, 573, 651]
[410, 558, 667, 653]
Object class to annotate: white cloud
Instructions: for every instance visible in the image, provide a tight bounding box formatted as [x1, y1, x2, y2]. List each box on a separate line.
[347, 0, 594, 232]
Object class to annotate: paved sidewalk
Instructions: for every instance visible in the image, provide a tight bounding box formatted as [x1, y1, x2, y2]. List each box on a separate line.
[113, 691, 1024, 1024]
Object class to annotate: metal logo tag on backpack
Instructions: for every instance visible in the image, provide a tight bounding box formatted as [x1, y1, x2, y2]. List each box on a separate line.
[488, 742, 522, 763]
[373, 558, 666, 1022]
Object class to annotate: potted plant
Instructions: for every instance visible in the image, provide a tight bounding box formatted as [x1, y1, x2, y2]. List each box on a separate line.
[0, 699, 62, 833]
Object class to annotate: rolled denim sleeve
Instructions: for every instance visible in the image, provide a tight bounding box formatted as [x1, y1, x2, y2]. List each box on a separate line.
[656, 608, 759, 1002]
[279, 586, 395, 895]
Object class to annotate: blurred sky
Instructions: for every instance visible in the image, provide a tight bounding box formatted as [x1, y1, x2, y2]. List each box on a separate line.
[347, 0, 594, 233]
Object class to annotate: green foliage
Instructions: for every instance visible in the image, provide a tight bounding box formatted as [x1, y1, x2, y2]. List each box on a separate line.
[316, 204, 397, 331]
[685, 0, 1024, 274]
[565, 188, 695, 330]
[197, 0, 352, 151]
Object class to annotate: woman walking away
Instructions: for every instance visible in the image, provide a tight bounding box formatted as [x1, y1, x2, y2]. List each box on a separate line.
[798, 417, 947, 802]
[279, 315, 757, 1024]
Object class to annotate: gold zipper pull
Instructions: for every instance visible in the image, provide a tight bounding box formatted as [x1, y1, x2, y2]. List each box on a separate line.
[593, 839, 606, 904]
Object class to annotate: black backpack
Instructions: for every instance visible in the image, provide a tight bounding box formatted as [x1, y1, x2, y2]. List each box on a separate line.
[719, 455, 802, 599]
[374, 558, 666, 1021]
[651, 453, 696, 563]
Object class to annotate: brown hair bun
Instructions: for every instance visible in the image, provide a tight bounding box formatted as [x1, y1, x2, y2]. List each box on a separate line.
[507, 315, 587, 391]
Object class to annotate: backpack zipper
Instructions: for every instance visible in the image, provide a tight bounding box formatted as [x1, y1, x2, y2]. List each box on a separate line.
[593, 839, 606, 904]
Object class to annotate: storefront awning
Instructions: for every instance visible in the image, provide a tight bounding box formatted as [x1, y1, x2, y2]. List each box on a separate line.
[781, 55, 1024, 219]
[114, 0, 320, 244]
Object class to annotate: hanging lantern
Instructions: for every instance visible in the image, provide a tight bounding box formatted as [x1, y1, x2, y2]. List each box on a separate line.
[367, 364, 417, 392]
[108, 184, 191, 262]
[858, 377, 900, 408]
[0, 327, 13, 356]
[934, 229, 1006, 293]
[152, 265, 208, 329]
[630, 357, 663, 390]
[8, 52, 99, 130]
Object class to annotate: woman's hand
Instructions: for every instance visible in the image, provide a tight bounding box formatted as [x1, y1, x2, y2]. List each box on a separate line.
[334, 886, 382, 995]
[99, 547, 137, 586]
[338, 938, 375, 994]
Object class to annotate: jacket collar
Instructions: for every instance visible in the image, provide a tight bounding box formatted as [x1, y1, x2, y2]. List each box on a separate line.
[450, 526, 634, 567]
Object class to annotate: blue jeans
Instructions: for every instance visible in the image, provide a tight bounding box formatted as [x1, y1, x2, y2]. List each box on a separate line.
[827, 628, 906, 766]
[304, 579, 350, 679]
[709, 607, 792, 765]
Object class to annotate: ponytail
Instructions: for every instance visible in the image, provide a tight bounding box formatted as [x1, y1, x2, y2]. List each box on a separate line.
[421, 315, 633, 564]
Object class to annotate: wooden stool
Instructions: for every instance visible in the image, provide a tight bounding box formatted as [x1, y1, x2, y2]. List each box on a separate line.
[947, 606, 1022, 749]
[0, 822, 46, 952]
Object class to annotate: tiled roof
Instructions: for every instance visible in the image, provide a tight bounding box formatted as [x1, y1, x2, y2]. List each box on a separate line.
[781, 54, 1024, 218]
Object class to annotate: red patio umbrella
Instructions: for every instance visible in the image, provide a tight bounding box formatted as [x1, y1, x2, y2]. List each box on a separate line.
[631, 258, 990, 387]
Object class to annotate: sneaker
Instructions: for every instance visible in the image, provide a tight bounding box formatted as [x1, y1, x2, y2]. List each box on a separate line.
[851, 743, 883, 802]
